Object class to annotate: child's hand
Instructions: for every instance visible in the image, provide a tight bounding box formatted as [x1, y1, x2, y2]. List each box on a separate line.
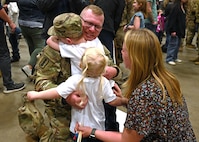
[123, 25, 129, 32]
[46, 36, 60, 51]
[27, 91, 37, 101]
[51, 36, 59, 42]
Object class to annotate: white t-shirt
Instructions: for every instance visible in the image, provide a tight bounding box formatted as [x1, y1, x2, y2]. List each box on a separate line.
[59, 38, 104, 75]
[56, 74, 116, 133]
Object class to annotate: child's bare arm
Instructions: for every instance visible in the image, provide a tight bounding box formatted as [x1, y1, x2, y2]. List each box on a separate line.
[46, 36, 60, 51]
[27, 88, 60, 101]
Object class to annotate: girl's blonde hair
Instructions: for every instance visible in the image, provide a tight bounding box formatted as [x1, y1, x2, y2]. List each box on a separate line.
[123, 29, 183, 105]
[77, 47, 109, 98]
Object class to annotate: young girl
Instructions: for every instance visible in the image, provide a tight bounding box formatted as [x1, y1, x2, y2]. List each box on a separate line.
[156, 9, 165, 43]
[27, 47, 128, 142]
[123, 0, 147, 31]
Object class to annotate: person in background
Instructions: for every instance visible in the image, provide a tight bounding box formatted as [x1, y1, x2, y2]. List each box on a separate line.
[114, 0, 134, 65]
[17, 0, 45, 78]
[76, 28, 197, 142]
[94, 0, 125, 60]
[36, 0, 72, 41]
[160, 0, 174, 53]
[165, 0, 187, 66]
[185, 0, 197, 49]
[0, 1, 25, 93]
[93, 0, 125, 132]
[124, 0, 147, 31]
[145, 0, 157, 33]
[3, 0, 21, 62]
[189, 0, 199, 65]
[156, 9, 165, 43]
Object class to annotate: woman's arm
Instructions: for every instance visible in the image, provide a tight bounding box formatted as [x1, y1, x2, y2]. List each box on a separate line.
[76, 124, 144, 142]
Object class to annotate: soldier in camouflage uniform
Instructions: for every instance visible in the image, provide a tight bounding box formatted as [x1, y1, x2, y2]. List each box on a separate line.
[185, 0, 197, 49]
[190, 0, 199, 64]
[18, 5, 122, 142]
[114, 0, 134, 86]
[114, 0, 134, 65]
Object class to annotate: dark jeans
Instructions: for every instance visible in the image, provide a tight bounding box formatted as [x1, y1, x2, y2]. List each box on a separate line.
[98, 30, 115, 59]
[145, 23, 157, 34]
[0, 21, 14, 87]
[6, 26, 21, 59]
[103, 100, 119, 132]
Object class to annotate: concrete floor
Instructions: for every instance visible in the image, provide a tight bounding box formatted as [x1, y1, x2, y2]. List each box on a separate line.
[0, 37, 199, 142]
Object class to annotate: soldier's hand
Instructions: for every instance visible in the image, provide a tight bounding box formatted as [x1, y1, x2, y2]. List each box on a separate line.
[103, 66, 117, 80]
[66, 91, 88, 109]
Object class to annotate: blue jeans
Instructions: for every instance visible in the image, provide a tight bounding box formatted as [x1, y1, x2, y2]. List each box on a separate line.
[166, 35, 181, 62]
[0, 21, 14, 87]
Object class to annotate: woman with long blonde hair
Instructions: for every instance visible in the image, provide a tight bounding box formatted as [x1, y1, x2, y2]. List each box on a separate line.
[76, 29, 196, 142]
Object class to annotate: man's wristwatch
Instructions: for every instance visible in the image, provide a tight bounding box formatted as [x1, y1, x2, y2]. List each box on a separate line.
[89, 128, 96, 139]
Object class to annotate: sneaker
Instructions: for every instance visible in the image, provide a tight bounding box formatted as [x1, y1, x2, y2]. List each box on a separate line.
[167, 61, 176, 66]
[175, 59, 182, 63]
[3, 83, 26, 94]
[21, 65, 32, 77]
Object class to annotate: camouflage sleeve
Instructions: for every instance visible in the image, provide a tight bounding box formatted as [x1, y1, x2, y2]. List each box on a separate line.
[34, 45, 71, 91]
[103, 46, 122, 81]
[196, 0, 199, 23]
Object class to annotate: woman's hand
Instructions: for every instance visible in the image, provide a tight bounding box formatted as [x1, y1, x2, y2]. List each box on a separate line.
[75, 123, 92, 138]
[113, 83, 122, 98]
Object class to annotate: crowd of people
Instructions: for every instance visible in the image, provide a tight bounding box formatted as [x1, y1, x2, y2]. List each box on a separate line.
[0, 0, 198, 141]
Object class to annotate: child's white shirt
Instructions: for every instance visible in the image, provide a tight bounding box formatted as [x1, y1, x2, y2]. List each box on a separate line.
[59, 38, 104, 75]
[56, 74, 116, 133]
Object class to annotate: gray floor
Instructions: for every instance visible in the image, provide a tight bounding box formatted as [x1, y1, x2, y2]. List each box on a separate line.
[0, 37, 199, 142]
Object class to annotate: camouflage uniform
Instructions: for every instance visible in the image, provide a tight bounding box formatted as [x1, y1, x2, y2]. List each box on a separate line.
[193, 0, 199, 64]
[114, 0, 134, 65]
[18, 43, 121, 141]
[186, 0, 197, 48]
[114, 0, 133, 86]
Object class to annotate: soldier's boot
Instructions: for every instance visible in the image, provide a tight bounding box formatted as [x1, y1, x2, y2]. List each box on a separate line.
[194, 56, 199, 65]
[18, 94, 50, 141]
[186, 44, 196, 49]
[190, 56, 199, 62]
